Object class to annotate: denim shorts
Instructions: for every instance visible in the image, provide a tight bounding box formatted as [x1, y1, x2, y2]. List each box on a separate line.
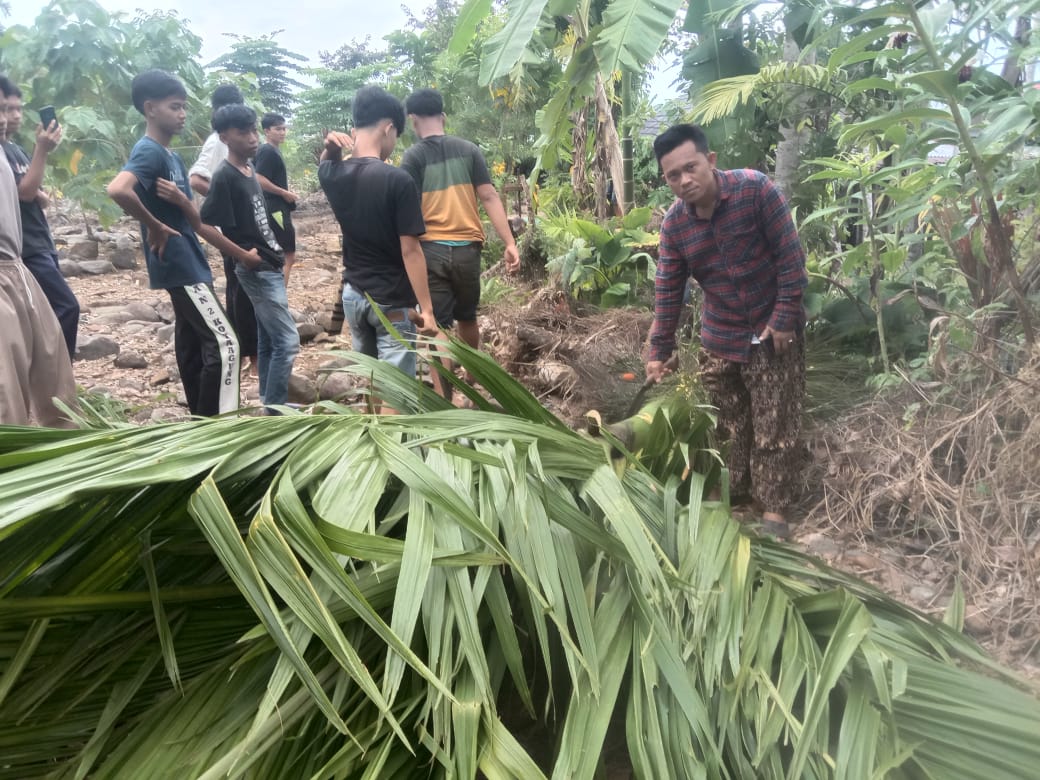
[341, 284, 417, 377]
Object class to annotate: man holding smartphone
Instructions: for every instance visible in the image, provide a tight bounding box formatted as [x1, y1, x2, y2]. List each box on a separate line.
[0, 78, 81, 359]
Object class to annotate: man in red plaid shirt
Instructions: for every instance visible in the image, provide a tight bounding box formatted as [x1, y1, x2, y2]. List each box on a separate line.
[645, 124, 808, 539]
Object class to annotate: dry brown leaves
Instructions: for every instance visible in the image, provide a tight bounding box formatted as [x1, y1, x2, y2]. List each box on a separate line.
[804, 347, 1040, 673]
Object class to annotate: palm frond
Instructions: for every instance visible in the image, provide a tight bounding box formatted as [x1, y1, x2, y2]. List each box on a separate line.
[691, 63, 842, 125]
[0, 343, 1038, 778]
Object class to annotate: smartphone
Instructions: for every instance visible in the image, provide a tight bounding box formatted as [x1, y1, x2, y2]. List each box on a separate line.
[38, 106, 57, 130]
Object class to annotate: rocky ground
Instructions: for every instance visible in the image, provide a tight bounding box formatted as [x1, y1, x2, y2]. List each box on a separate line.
[62, 195, 358, 422]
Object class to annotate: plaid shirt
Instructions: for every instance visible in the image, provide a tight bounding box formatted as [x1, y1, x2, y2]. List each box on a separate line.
[649, 169, 807, 364]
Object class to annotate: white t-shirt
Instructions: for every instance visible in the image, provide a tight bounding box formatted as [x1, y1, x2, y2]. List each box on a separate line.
[188, 131, 229, 181]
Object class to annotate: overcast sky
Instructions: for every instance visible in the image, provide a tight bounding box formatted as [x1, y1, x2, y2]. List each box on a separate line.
[6, 0, 682, 99]
[6, 0, 427, 66]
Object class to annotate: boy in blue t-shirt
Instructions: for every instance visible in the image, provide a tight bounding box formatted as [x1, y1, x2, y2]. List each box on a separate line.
[106, 70, 257, 416]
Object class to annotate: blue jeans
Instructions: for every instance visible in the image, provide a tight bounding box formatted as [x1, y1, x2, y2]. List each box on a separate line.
[235, 265, 300, 405]
[341, 283, 417, 377]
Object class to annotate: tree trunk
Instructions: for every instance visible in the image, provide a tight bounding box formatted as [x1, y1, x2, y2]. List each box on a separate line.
[571, 102, 593, 210]
[773, 33, 815, 199]
[1000, 16, 1031, 85]
[594, 73, 625, 217]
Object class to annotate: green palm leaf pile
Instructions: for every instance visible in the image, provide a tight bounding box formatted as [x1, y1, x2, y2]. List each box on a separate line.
[1, 346, 1038, 779]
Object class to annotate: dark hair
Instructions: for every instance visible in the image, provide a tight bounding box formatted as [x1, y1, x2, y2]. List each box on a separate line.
[212, 104, 257, 133]
[0, 77, 21, 99]
[405, 88, 443, 117]
[352, 85, 405, 135]
[131, 70, 187, 114]
[261, 112, 285, 130]
[211, 84, 244, 111]
[653, 124, 711, 165]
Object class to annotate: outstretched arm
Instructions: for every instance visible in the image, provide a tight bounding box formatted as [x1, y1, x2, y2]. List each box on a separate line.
[476, 182, 519, 273]
[154, 179, 259, 267]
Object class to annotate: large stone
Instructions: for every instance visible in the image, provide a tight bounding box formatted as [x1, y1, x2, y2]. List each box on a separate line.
[124, 301, 162, 322]
[149, 368, 172, 387]
[77, 259, 116, 275]
[59, 259, 83, 277]
[114, 351, 149, 369]
[67, 238, 99, 260]
[105, 238, 139, 270]
[287, 373, 317, 404]
[93, 306, 139, 325]
[318, 371, 356, 401]
[76, 335, 120, 361]
[297, 322, 324, 343]
[156, 324, 175, 343]
[156, 300, 175, 322]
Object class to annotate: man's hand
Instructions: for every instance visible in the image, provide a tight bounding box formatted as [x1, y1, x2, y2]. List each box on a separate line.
[645, 353, 679, 383]
[35, 121, 62, 153]
[503, 243, 520, 274]
[758, 325, 797, 355]
[283, 190, 299, 205]
[645, 359, 672, 383]
[324, 131, 354, 154]
[155, 178, 190, 209]
[412, 310, 439, 337]
[148, 223, 180, 260]
[36, 191, 50, 209]
[239, 248, 262, 269]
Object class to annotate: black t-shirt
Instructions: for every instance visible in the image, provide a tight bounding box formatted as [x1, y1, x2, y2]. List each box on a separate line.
[318, 157, 425, 307]
[253, 142, 291, 213]
[3, 142, 55, 256]
[200, 160, 284, 269]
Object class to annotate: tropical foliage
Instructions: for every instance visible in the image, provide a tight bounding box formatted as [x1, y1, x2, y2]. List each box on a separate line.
[2, 345, 1039, 778]
[0, 0, 209, 221]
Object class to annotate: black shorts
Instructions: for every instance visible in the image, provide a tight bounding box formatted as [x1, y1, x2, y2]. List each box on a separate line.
[422, 241, 482, 328]
[269, 208, 296, 253]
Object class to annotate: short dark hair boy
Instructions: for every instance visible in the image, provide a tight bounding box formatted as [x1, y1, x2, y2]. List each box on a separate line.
[404, 88, 443, 117]
[352, 85, 405, 135]
[212, 103, 257, 134]
[200, 103, 299, 411]
[130, 69, 187, 115]
[261, 112, 285, 131]
[108, 69, 254, 416]
[211, 83, 244, 112]
[318, 84, 436, 400]
[254, 111, 299, 284]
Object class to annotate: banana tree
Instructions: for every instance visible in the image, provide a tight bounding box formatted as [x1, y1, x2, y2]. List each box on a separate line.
[1, 341, 1040, 778]
[451, 0, 686, 213]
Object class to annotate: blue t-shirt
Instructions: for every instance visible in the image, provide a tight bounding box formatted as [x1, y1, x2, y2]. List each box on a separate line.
[123, 136, 212, 289]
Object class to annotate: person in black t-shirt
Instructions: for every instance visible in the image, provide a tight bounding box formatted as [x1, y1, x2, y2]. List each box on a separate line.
[0, 77, 80, 359]
[254, 113, 299, 286]
[197, 105, 300, 410]
[318, 85, 437, 397]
